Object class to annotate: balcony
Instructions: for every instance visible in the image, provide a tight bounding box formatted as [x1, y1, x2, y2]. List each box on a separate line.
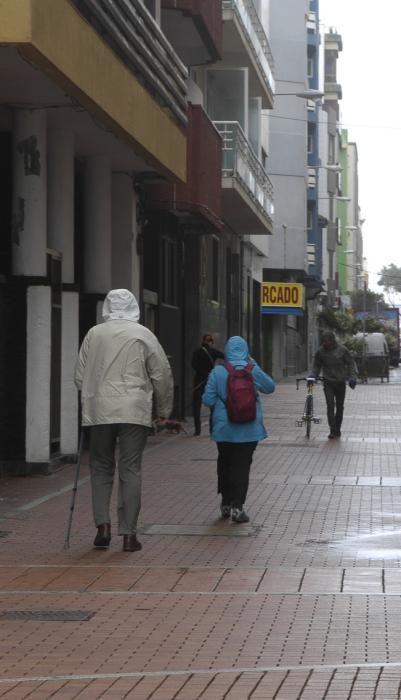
[324, 81, 343, 101]
[71, 0, 188, 126]
[214, 121, 274, 235]
[146, 104, 222, 230]
[162, 0, 222, 64]
[222, 0, 275, 108]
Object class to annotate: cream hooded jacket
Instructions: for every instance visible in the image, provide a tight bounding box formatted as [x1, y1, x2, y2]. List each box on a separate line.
[74, 290, 173, 427]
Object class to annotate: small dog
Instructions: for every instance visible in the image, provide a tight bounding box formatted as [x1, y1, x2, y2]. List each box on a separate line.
[151, 419, 187, 436]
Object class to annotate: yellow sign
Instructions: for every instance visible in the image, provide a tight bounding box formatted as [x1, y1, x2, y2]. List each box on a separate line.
[261, 283, 304, 314]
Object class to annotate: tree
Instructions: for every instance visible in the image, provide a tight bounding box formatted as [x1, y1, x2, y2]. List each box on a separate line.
[378, 264, 401, 295]
[350, 289, 387, 314]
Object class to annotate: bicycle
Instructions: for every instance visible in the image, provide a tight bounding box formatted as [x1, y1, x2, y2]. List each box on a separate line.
[295, 376, 322, 438]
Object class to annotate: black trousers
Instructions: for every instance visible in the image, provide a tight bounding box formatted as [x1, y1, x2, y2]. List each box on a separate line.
[192, 381, 205, 434]
[217, 441, 257, 510]
[324, 381, 346, 434]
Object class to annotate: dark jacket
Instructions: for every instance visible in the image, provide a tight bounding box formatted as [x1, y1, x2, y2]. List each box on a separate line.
[312, 341, 358, 383]
[192, 343, 224, 384]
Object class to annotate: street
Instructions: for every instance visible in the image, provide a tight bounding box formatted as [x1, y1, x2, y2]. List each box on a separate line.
[1, 372, 401, 698]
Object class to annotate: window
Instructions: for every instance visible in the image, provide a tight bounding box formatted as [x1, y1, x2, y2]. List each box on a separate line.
[307, 208, 313, 231]
[307, 58, 314, 79]
[307, 128, 314, 154]
[212, 236, 219, 301]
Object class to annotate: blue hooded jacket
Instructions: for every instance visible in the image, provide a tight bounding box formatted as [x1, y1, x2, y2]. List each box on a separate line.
[202, 336, 275, 443]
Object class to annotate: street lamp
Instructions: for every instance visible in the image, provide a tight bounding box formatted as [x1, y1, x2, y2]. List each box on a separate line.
[315, 164, 342, 172]
[275, 89, 324, 99]
[318, 196, 350, 202]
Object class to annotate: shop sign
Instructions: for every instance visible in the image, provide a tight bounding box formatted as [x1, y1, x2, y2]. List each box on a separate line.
[261, 282, 305, 315]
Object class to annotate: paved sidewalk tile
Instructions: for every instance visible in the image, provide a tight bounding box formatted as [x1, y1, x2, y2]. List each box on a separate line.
[1, 378, 401, 697]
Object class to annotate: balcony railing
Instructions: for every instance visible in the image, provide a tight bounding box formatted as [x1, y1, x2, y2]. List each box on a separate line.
[214, 121, 274, 224]
[71, 0, 188, 126]
[222, 0, 275, 98]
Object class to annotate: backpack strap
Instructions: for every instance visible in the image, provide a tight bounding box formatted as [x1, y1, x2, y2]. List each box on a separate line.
[201, 345, 215, 368]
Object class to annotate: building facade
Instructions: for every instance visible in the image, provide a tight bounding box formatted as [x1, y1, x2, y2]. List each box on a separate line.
[263, 0, 310, 378]
[144, 0, 275, 416]
[0, 0, 187, 471]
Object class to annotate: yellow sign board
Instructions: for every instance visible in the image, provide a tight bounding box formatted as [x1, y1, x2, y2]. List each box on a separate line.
[261, 283, 304, 315]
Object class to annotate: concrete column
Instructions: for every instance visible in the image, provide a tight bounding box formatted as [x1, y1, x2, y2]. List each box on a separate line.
[84, 155, 111, 293]
[26, 286, 51, 463]
[111, 173, 133, 290]
[48, 130, 74, 283]
[12, 109, 47, 276]
[61, 291, 79, 455]
[132, 189, 141, 302]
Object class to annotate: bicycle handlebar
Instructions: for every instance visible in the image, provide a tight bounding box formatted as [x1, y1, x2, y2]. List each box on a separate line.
[296, 376, 325, 390]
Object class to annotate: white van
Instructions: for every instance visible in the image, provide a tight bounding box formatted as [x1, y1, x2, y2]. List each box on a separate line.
[356, 332, 389, 356]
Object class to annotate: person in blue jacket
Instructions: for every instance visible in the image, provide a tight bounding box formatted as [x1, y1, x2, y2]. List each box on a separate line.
[202, 336, 275, 523]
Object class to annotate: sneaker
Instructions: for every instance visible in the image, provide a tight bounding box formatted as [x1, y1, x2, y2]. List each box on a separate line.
[220, 505, 231, 519]
[231, 508, 250, 523]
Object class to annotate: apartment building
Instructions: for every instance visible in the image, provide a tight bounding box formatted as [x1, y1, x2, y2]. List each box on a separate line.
[263, 0, 310, 378]
[0, 0, 187, 471]
[144, 0, 275, 415]
[338, 130, 364, 296]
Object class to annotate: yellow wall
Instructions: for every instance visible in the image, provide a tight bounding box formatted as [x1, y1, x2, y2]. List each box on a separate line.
[0, 0, 186, 182]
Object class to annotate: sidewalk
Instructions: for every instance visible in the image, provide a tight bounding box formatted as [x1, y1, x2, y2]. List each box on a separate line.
[1, 372, 401, 698]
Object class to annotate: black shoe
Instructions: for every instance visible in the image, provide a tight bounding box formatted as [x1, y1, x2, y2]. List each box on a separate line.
[194, 431, 201, 436]
[123, 535, 142, 552]
[231, 508, 250, 523]
[220, 504, 231, 519]
[93, 523, 111, 548]
[328, 433, 336, 439]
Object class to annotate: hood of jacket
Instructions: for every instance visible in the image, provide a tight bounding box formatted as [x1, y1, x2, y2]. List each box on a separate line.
[224, 336, 249, 367]
[102, 289, 140, 322]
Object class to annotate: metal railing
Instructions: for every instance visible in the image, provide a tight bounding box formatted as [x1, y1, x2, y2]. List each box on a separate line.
[214, 121, 274, 224]
[70, 0, 188, 126]
[222, 0, 275, 98]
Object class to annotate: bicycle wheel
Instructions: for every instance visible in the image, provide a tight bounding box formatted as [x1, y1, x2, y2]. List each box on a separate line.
[305, 395, 313, 438]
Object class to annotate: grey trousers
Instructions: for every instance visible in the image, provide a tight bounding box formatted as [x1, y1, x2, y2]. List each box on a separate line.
[89, 423, 148, 535]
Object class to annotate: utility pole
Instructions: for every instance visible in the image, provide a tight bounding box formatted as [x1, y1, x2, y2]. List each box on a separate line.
[362, 279, 367, 381]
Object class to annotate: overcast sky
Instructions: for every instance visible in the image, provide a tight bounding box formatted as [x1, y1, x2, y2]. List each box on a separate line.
[319, 0, 401, 293]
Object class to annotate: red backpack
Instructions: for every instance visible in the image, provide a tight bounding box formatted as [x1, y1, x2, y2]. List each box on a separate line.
[224, 362, 257, 423]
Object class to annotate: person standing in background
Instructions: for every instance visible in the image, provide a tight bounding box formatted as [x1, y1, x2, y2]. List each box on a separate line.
[191, 334, 224, 436]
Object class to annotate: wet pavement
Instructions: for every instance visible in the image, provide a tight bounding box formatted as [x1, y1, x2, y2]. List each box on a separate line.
[1, 370, 401, 697]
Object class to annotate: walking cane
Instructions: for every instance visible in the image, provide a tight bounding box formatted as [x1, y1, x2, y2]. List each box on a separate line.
[64, 430, 84, 549]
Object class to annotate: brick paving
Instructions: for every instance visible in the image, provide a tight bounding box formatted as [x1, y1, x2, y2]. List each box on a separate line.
[2, 374, 401, 697]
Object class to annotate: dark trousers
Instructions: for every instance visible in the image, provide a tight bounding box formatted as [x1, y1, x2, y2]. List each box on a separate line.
[217, 441, 257, 510]
[192, 381, 205, 434]
[324, 381, 346, 434]
[89, 424, 148, 534]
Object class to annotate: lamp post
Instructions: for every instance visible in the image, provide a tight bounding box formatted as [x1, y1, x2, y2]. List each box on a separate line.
[282, 223, 287, 269]
[357, 272, 368, 381]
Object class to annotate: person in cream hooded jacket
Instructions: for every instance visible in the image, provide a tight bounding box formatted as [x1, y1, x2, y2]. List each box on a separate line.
[75, 289, 173, 552]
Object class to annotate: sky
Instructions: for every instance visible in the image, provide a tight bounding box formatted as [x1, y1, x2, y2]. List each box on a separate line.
[319, 0, 401, 294]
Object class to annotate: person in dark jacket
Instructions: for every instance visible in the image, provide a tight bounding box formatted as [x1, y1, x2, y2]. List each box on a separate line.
[191, 334, 224, 435]
[202, 336, 275, 523]
[311, 330, 358, 439]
